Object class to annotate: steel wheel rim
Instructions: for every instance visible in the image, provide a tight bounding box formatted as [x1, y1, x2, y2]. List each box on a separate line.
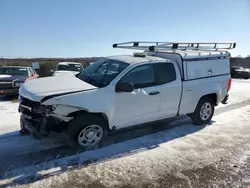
[200, 102, 212, 121]
[78, 125, 103, 147]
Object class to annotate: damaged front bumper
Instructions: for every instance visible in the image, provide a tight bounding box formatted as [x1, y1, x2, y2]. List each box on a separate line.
[18, 97, 70, 139]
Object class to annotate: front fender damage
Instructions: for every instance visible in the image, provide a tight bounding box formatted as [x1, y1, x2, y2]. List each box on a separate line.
[19, 102, 86, 139]
[52, 105, 86, 119]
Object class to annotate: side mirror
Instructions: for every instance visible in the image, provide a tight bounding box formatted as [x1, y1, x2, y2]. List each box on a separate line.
[50, 69, 55, 73]
[115, 82, 134, 93]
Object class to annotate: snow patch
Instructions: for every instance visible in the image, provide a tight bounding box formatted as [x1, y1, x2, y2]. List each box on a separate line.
[2, 105, 250, 187]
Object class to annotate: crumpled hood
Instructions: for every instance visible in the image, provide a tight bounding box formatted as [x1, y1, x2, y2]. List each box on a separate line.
[19, 74, 97, 102]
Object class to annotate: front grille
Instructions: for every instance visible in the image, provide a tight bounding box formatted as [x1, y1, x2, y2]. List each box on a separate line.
[19, 95, 44, 118]
[19, 95, 41, 107]
[0, 82, 13, 89]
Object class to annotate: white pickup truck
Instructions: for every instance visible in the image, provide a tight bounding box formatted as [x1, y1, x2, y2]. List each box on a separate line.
[52, 62, 84, 76]
[18, 41, 235, 148]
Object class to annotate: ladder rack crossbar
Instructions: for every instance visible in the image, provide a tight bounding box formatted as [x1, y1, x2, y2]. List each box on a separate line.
[112, 41, 236, 52]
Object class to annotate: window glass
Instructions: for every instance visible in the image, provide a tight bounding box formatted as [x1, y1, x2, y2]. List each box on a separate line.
[120, 64, 155, 89]
[56, 63, 83, 72]
[154, 63, 176, 84]
[0, 68, 28, 76]
[77, 58, 129, 87]
[28, 68, 34, 76]
[32, 68, 37, 74]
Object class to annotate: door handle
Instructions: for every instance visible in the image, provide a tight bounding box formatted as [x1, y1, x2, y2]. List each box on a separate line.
[149, 91, 160, 95]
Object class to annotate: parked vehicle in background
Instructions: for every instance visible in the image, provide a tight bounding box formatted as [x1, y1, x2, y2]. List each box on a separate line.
[18, 41, 235, 149]
[52, 62, 84, 76]
[0, 66, 39, 96]
[231, 66, 250, 79]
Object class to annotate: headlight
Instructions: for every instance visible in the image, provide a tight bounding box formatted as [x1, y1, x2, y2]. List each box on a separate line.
[44, 105, 57, 111]
[13, 82, 24, 87]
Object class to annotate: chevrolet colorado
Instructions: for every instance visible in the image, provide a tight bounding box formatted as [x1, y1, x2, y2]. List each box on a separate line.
[18, 41, 234, 148]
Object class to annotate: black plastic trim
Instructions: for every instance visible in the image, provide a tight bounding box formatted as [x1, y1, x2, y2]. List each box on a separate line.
[183, 73, 230, 82]
[184, 56, 229, 61]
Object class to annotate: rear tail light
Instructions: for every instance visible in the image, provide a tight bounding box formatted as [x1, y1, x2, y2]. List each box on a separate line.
[227, 77, 232, 91]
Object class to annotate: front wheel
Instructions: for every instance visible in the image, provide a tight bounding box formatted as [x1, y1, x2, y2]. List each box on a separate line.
[189, 96, 215, 125]
[66, 114, 107, 149]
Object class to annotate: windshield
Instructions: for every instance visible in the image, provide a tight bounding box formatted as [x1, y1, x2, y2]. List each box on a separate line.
[56, 63, 83, 72]
[0, 67, 28, 76]
[77, 58, 129, 87]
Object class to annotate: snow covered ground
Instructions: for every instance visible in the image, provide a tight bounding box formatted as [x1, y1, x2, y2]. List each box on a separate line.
[0, 79, 250, 187]
[8, 104, 250, 188]
[217, 79, 250, 108]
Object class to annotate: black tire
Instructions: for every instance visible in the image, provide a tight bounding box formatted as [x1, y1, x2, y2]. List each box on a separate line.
[66, 114, 107, 149]
[189, 96, 215, 125]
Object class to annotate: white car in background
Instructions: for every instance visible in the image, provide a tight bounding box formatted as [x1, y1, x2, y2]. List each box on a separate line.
[53, 62, 84, 76]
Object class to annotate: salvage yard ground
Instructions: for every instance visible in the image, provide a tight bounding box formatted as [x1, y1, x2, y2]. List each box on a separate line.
[1, 79, 250, 188]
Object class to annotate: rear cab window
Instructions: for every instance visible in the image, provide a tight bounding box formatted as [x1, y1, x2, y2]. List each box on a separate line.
[154, 63, 176, 85]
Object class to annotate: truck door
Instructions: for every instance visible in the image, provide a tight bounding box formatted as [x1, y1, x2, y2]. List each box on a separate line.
[154, 62, 182, 118]
[113, 64, 161, 128]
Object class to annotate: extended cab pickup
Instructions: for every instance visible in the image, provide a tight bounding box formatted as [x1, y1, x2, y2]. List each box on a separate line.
[18, 41, 234, 148]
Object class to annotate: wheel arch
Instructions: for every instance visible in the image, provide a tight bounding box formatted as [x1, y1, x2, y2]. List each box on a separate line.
[189, 93, 217, 116]
[67, 110, 110, 131]
[203, 93, 217, 106]
[189, 94, 216, 125]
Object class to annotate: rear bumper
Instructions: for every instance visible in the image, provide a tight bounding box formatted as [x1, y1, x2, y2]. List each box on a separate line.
[0, 88, 19, 96]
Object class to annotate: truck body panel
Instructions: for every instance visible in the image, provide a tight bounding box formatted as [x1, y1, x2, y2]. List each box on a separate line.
[183, 58, 230, 80]
[179, 74, 230, 114]
[18, 44, 233, 146]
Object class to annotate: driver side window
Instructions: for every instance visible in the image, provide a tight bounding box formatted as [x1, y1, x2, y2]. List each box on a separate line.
[119, 64, 155, 89]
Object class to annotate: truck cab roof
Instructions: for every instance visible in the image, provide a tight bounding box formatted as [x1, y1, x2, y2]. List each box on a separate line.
[106, 55, 168, 64]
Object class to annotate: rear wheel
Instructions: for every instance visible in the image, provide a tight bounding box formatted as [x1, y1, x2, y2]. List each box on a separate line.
[66, 114, 107, 149]
[189, 96, 215, 125]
